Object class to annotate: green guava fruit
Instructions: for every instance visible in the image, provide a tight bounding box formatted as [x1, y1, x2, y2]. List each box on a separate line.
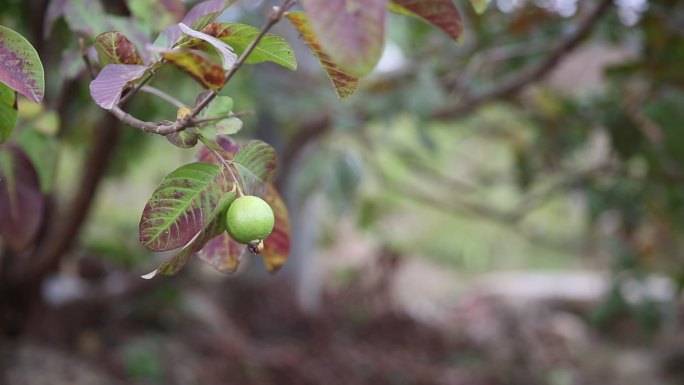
[225, 195, 275, 245]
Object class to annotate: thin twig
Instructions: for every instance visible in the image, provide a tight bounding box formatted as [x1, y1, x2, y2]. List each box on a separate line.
[118, 72, 154, 106]
[79, 38, 97, 79]
[181, 0, 295, 126]
[434, 0, 613, 120]
[190, 110, 255, 126]
[198, 135, 244, 196]
[100, 0, 293, 136]
[140, 85, 186, 108]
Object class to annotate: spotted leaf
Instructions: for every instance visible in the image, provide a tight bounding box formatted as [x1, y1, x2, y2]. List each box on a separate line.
[94, 32, 144, 65]
[0, 26, 45, 103]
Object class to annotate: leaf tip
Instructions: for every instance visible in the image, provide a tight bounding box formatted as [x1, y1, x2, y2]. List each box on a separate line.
[141, 269, 158, 279]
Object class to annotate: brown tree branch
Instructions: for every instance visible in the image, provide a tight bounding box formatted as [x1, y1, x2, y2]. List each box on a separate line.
[275, 115, 332, 189]
[16, 113, 121, 283]
[191, 110, 255, 126]
[434, 0, 613, 120]
[140, 85, 186, 108]
[181, 0, 295, 124]
[276, 0, 612, 184]
[105, 0, 295, 136]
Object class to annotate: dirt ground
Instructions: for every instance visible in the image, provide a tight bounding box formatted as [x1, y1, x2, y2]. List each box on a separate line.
[2, 250, 683, 385]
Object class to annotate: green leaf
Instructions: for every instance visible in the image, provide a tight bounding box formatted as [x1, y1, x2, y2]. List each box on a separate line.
[13, 128, 59, 192]
[0, 25, 45, 103]
[198, 96, 243, 136]
[94, 32, 144, 65]
[233, 140, 277, 184]
[286, 12, 360, 98]
[198, 23, 297, 70]
[389, 0, 464, 43]
[162, 49, 225, 90]
[0, 83, 18, 143]
[139, 162, 235, 252]
[126, 0, 184, 33]
[299, 0, 387, 77]
[470, 0, 488, 14]
[63, 0, 109, 36]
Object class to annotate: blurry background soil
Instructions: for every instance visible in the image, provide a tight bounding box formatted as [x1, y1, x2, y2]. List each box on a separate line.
[2, 247, 683, 385]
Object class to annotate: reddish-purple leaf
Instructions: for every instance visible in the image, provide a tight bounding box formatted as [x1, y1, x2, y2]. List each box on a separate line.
[197, 135, 240, 163]
[286, 12, 359, 98]
[261, 184, 290, 273]
[94, 32, 144, 65]
[390, 0, 464, 42]
[160, 0, 186, 20]
[155, 0, 237, 49]
[162, 49, 225, 90]
[89, 64, 147, 110]
[139, 162, 235, 252]
[127, 0, 185, 33]
[299, 0, 387, 77]
[143, 212, 226, 278]
[0, 145, 44, 252]
[198, 232, 245, 273]
[0, 26, 45, 103]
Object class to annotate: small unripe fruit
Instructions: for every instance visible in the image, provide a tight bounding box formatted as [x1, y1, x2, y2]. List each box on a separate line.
[166, 130, 199, 148]
[225, 196, 275, 245]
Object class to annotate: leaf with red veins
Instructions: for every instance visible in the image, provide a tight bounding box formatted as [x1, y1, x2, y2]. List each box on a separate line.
[298, 0, 387, 77]
[139, 162, 234, 252]
[389, 0, 464, 43]
[286, 12, 359, 99]
[95, 32, 144, 65]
